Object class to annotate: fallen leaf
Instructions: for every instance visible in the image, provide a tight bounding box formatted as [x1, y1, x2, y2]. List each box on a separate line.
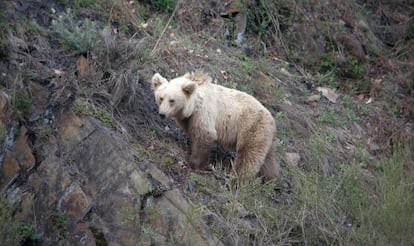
[366, 97, 372, 104]
[77, 55, 88, 77]
[316, 87, 339, 103]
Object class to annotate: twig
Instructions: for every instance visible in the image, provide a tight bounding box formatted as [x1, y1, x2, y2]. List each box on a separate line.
[150, 1, 181, 57]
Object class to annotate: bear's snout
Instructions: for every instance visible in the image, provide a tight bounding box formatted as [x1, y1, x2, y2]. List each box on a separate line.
[159, 113, 166, 119]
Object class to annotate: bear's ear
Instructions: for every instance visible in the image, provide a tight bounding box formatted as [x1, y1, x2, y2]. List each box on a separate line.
[182, 81, 196, 95]
[151, 73, 168, 90]
[183, 71, 212, 85]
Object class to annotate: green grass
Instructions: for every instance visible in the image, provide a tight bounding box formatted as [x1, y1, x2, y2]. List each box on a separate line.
[184, 133, 413, 245]
[188, 173, 207, 187]
[315, 107, 342, 127]
[72, 99, 115, 129]
[348, 146, 414, 244]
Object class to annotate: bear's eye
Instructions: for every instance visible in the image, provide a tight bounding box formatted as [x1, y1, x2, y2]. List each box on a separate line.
[159, 97, 164, 101]
[169, 99, 175, 104]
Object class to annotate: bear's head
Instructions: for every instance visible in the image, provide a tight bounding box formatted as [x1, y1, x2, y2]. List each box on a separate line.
[151, 73, 198, 120]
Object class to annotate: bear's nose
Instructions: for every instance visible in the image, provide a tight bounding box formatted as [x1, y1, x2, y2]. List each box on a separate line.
[159, 113, 166, 119]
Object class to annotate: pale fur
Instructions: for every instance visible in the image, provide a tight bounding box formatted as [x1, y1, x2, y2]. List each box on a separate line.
[151, 72, 280, 182]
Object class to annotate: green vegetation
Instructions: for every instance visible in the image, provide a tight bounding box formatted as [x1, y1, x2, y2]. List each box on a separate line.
[132, 140, 182, 174]
[50, 9, 101, 53]
[188, 173, 207, 188]
[315, 107, 341, 127]
[13, 90, 32, 116]
[73, 99, 115, 129]
[57, 0, 105, 14]
[343, 146, 414, 244]
[17, 222, 42, 243]
[50, 209, 66, 231]
[150, 0, 175, 12]
[0, 196, 41, 244]
[0, 10, 9, 58]
[185, 142, 413, 244]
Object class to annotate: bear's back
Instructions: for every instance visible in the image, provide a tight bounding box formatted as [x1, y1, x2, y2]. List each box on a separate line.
[197, 83, 273, 149]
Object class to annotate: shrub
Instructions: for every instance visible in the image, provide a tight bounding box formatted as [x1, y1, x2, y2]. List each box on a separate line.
[13, 90, 32, 116]
[50, 9, 101, 54]
[150, 0, 175, 12]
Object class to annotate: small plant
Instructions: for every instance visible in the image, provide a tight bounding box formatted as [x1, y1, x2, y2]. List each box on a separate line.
[188, 173, 207, 188]
[94, 108, 115, 129]
[341, 57, 364, 79]
[50, 9, 101, 54]
[315, 107, 341, 127]
[146, 128, 160, 140]
[18, 222, 42, 243]
[160, 155, 177, 170]
[308, 133, 329, 166]
[50, 209, 66, 231]
[150, 0, 175, 12]
[13, 90, 32, 116]
[0, 10, 9, 59]
[38, 126, 53, 143]
[72, 99, 115, 129]
[0, 197, 40, 244]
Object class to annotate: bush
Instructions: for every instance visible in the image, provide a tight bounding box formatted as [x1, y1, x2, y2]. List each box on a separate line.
[13, 90, 32, 116]
[50, 9, 101, 54]
[150, 0, 175, 12]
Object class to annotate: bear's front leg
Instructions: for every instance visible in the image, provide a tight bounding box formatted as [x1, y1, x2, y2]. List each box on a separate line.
[189, 139, 214, 170]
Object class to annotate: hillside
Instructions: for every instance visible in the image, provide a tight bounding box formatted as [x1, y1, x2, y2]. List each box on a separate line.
[0, 0, 413, 245]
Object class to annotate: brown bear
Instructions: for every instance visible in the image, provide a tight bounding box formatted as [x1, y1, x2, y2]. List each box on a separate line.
[150, 71, 280, 182]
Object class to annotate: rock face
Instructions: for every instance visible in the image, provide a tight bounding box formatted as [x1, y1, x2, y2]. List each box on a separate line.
[0, 125, 36, 191]
[1, 111, 222, 245]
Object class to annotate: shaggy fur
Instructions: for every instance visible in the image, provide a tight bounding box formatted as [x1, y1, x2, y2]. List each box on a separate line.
[151, 72, 280, 181]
